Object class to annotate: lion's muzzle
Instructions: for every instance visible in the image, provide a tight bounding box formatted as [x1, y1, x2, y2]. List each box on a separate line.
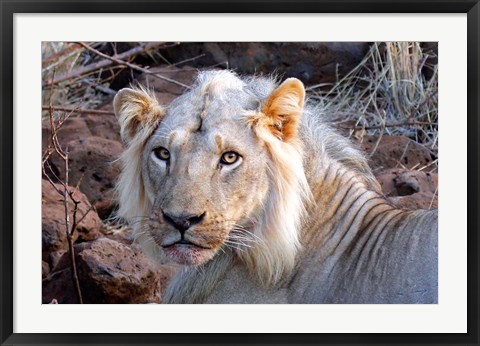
[154, 209, 220, 265]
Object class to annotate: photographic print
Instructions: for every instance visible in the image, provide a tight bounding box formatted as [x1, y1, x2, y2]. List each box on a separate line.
[41, 41, 438, 304]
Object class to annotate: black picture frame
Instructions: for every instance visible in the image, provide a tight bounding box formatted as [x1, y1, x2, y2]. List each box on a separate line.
[1, 1, 478, 345]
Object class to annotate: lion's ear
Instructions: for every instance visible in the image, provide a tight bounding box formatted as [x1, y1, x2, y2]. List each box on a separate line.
[113, 87, 165, 144]
[260, 78, 305, 142]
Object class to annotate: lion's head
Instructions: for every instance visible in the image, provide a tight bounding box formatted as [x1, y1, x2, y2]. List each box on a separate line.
[114, 71, 311, 285]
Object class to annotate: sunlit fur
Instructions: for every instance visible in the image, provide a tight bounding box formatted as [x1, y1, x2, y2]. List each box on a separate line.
[236, 121, 311, 285]
[114, 70, 437, 304]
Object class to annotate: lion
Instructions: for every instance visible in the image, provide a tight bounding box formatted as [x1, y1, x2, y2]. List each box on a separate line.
[113, 70, 438, 304]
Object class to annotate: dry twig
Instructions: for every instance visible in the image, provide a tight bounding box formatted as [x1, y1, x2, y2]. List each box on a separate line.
[42, 106, 114, 116]
[42, 43, 83, 68]
[77, 42, 191, 89]
[42, 71, 97, 304]
[45, 42, 166, 85]
[339, 121, 435, 131]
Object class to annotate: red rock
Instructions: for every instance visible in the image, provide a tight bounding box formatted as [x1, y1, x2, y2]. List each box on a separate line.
[375, 168, 438, 210]
[75, 238, 162, 303]
[388, 192, 438, 210]
[394, 170, 437, 196]
[375, 170, 397, 197]
[48, 250, 66, 272]
[42, 268, 76, 303]
[42, 261, 50, 279]
[48, 136, 124, 218]
[42, 180, 102, 262]
[356, 135, 434, 173]
[42, 117, 92, 154]
[375, 168, 437, 197]
[136, 65, 198, 105]
[84, 114, 122, 142]
[43, 238, 162, 304]
[101, 224, 134, 245]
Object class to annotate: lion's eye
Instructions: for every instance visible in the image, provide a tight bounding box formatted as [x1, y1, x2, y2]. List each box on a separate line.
[220, 151, 240, 165]
[153, 147, 170, 161]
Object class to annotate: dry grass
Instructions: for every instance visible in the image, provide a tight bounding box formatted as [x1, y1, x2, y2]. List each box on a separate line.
[41, 42, 175, 120]
[307, 42, 438, 159]
[42, 42, 113, 115]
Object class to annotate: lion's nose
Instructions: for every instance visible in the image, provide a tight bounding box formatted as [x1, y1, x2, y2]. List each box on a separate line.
[162, 211, 206, 235]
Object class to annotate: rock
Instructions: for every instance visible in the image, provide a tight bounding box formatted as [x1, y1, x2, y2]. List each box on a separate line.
[42, 117, 92, 154]
[161, 42, 370, 85]
[42, 180, 102, 262]
[375, 168, 438, 210]
[42, 261, 50, 278]
[43, 238, 162, 304]
[101, 223, 134, 245]
[42, 108, 124, 219]
[42, 268, 76, 303]
[394, 170, 437, 196]
[375, 170, 398, 197]
[356, 135, 434, 173]
[388, 192, 438, 210]
[136, 65, 199, 105]
[42, 110, 121, 152]
[99, 224, 180, 293]
[375, 168, 438, 197]
[49, 136, 124, 218]
[84, 113, 122, 142]
[48, 250, 67, 272]
[75, 238, 162, 303]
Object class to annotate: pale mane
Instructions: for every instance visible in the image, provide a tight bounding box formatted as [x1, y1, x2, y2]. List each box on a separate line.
[114, 86, 164, 263]
[300, 106, 381, 192]
[237, 119, 311, 286]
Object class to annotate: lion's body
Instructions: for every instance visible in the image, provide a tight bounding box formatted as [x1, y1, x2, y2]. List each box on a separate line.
[166, 210, 437, 304]
[114, 70, 438, 304]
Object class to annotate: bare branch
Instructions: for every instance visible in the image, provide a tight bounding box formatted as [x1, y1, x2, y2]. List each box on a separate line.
[42, 43, 82, 65]
[171, 54, 206, 67]
[73, 203, 96, 230]
[72, 172, 86, 196]
[42, 106, 114, 116]
[44, 42, 191, 91]
[43, 159, 68, 192]
[45, 42, 162, 85]
[42, 69, 85, 303]
[338, 120, 435, 131]
[42, 161, 63, 196]
[77, 42, 191, 89]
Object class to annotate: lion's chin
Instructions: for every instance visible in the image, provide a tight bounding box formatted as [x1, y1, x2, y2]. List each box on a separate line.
[163, 244, 217, 266]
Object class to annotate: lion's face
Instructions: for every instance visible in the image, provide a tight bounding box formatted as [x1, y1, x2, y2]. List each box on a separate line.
[141, 90, 271, 265]
[114, 71, 307, 269]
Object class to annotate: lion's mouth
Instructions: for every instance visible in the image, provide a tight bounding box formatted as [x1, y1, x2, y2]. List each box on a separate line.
[162, 239, 211, 249]
[161, 238, 217, 266]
